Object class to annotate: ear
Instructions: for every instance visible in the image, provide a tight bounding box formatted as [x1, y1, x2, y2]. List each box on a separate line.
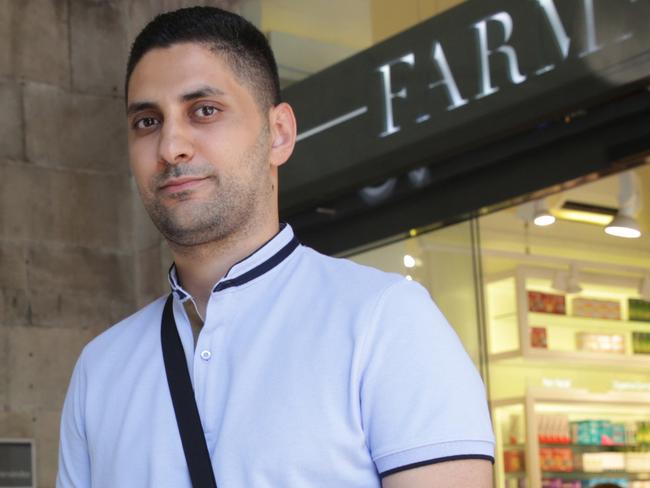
[268, 102, 297, 168]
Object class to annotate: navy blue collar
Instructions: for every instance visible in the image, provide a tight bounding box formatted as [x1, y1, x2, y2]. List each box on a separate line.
[168, 224, 300, 301]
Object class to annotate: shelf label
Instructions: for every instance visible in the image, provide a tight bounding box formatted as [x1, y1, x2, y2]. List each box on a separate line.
[612, 380, 650, 392]
[542, 377, 572, 389]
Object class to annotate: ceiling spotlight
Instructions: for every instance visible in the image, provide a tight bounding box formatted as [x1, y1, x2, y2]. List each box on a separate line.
[605, 213, 641, 238]
[533, 199, 556, 227]
[551, 270, 568, 292]
[403, 254, 416, 268]
[566, 263, 582, 294]
[640, 274, 650, 301]
[605, 172, 642, 239]
[551, 264, 582, 294]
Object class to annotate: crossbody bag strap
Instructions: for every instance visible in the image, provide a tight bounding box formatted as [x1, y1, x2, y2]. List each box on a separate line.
[161, 294, 218, 488]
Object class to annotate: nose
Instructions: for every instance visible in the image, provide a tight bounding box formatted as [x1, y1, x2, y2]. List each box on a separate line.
[158, 119, 194, 165]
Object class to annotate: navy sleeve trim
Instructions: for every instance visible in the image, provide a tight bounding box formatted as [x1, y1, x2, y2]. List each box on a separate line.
[379, 454, 495, 478]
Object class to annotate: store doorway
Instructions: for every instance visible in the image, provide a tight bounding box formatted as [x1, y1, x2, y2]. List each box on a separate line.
[348, 158, 650, 488]
[482, 160, 650, 488]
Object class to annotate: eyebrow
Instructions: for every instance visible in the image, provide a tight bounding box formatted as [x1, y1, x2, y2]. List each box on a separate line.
[180, 86, 225, 102]
[126, 86, 227, 117]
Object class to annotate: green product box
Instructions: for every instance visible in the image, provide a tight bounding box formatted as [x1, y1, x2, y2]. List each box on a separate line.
[632, 331, 650, 354]
[629, 298, 650, 322]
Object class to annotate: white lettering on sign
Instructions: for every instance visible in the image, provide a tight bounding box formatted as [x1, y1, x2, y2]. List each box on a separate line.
[295, 0, 640, 144]
[428, 42, 469, 111]
[536, 0, 571, 74]
[377, 53, 416, 137]
[296, 106, 368, 142]
[473, 12, 527, 99]
[580, 0, 603, 57]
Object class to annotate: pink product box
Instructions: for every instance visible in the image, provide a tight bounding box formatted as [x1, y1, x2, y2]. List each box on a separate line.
[572, 297, 621, 320]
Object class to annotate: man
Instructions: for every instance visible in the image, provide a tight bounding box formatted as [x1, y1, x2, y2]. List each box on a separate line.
[57, 6, 494, 487]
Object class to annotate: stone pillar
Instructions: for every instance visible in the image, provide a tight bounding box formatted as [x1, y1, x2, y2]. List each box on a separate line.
[0, 1, 240, 486]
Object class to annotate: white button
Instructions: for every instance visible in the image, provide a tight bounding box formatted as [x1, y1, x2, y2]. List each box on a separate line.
[200, 350, 212, 361]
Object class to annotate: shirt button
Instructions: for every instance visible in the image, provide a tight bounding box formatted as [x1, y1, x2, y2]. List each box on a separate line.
[200, 350, 212, 361]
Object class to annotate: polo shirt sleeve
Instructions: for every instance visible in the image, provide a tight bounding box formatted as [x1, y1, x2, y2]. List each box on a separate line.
[56, 350, 91, 488]
[359, 278, 495, 478]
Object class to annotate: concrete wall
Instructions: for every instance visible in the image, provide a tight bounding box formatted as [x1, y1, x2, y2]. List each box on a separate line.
[0, 1, 238, 486]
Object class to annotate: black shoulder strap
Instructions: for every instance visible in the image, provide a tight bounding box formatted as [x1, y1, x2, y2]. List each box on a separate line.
[161, 294, 218, 488]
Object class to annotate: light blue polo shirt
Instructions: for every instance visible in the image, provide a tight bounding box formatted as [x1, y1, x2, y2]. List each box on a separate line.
[57, 224, 494, 487]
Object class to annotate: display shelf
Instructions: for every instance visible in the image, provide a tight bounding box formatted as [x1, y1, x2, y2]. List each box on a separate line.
[540, 443, 648, 451]
[490, 348, 650, 372]
[486, 266, 650, 367]
[492, 389, 650, 488]
[542, 471, 650, 480]
[528, 312, 650, 332]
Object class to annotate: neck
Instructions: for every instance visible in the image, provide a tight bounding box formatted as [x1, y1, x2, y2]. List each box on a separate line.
[170, 219, 280, 318]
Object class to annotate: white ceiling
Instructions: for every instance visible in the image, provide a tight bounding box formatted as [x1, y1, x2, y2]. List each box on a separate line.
[480, 163, 650, 274]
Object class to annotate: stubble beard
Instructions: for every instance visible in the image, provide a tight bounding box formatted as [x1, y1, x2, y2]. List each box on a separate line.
[142, 130, 271, 249]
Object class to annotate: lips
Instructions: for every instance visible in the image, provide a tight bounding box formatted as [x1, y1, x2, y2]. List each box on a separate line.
[159, 176, 209, 193]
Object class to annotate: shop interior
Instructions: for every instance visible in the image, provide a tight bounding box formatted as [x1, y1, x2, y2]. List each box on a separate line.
[349, 158, 650, 488]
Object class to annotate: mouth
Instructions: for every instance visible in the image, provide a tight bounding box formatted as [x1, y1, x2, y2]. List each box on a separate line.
[159, 176, 209, 194]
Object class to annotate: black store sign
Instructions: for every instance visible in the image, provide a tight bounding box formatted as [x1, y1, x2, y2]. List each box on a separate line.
[281, 0, 650, 222]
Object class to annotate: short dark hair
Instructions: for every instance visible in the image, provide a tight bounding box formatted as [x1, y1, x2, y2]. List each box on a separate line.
[125, 6, 281, 111]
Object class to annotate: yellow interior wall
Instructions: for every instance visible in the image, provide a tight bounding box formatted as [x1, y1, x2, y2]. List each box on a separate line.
[261, 0, 373, 49]
[371, 0, 466, 42]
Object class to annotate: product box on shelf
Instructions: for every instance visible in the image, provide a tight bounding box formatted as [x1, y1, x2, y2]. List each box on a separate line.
[629, 298, 650, 322]
[612, 422, 627, 445]
[541, 479, 580, 488]
[504, 449, 526, 472]
[632, 331, 650, 354]
[578, 451, 625, 472]
[528, 291, 566, 315]
[575, 332, 625, 354]
[538, 414, 571, 444]
[539, 447, 573, 472]
[636, 421, 650, 446]
[571, 420, 625, 446]
[626, 451, 650, 472]
[572, 297, 621, 320]
[531, 327, 548, 348]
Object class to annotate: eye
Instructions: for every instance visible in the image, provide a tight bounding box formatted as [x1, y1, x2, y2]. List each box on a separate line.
[133, 117, 159, 130]
[194, 105, 219, 118]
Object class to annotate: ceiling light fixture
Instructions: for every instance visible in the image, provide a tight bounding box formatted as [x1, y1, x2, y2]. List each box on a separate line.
[403, 254, 417, 268]
[533, 199, 556, 227]
[640, 273, 650, 301]
[553, 201, 617, 226]
[566, 263, 583, 294]
[552, 263, 582, 294]
[605, 172, 642, 239]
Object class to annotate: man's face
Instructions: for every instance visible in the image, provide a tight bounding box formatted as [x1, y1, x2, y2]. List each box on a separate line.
[126, 42, 273, 247]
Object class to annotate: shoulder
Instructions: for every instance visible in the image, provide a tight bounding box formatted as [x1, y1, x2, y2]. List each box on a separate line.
[78, 295, 168, 370]
[298, 245, 436, 316]
[295, 245, 409, 299]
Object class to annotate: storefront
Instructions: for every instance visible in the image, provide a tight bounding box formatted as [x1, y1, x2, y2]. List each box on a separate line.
[281, 1, 650, 487]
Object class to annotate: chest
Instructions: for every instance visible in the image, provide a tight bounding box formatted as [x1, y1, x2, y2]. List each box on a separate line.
[86, 302, 378, 487]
